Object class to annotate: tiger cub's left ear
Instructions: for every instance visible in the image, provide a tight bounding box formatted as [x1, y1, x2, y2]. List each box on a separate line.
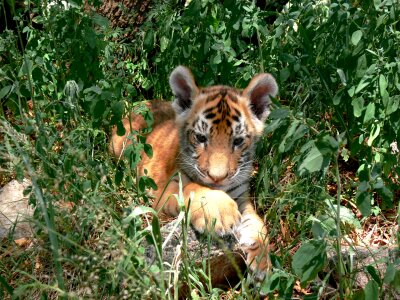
[243, 73, 278, 121]
[169, 66, 199, 115]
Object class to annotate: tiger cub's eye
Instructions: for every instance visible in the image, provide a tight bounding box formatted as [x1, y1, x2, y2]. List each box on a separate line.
[233, 137, 244, 147]
[195, 133, 207, 143]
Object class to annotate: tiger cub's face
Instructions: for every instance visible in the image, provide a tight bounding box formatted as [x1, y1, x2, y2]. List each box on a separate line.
[169, 66, 278, 193]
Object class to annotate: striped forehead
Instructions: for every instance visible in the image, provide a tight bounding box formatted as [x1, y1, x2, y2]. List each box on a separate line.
[202, 88, 241, 119]
[192, 88, 246, 135]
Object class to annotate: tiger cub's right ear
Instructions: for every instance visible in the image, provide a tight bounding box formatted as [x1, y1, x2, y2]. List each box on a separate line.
[169, 66, 199, 114]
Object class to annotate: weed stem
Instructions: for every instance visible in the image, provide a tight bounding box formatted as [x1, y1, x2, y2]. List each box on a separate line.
[334, 142, 343, 299]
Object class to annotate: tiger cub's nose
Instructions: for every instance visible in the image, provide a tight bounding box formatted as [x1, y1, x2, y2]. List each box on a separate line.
[208, 153, 229, 183]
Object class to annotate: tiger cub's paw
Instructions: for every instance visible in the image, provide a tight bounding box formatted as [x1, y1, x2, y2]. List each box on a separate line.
[190, 190, 241, 236]
[242, 240, 271, 281]
[237, 217, 270, 280]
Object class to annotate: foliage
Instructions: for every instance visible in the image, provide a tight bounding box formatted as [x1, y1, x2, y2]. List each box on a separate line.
[0, 0, 399, 299]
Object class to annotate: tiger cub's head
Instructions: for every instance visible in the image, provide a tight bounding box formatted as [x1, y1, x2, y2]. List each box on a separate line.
[169, 66, 278, 192]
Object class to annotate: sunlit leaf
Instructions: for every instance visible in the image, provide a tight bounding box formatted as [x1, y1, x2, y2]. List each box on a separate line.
[351, 30, 363, 46]
[337, 69, 346, 85]
[298, 142, 331, 175]
[363, 103, 375, 124]
[367, 124, 380, 146]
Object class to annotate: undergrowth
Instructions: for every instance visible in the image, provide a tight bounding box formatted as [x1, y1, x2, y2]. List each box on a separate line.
[0, 0, 399, 299]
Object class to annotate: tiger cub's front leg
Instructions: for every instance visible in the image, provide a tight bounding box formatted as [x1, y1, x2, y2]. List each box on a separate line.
[153, 181, 241, 236]
[154, 181, 270, 276]
[236, 198, 270, 278]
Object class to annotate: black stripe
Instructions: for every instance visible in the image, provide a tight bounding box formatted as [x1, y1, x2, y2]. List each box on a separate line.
[205, 92, 220, 103]
[227, 92, 238, 103]
[232, 115, 240, 122]
[241, 217, 252, 225]
[203, 107, 215, 114]
[226, 180, 249, 194]
[205, 113, 216, 119]
[201, 120, 208, 131]
[233, 190, 246, 200]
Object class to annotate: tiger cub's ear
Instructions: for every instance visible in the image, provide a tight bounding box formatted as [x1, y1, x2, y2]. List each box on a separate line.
[169, 66, 199, 115]
[243, 73, 278, 121]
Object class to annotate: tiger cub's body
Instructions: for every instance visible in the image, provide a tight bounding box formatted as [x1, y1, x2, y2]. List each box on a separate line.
[110, 66, 278, 275]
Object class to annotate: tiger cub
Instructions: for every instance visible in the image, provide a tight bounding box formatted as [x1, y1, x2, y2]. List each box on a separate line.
[110, 66, 278, 276]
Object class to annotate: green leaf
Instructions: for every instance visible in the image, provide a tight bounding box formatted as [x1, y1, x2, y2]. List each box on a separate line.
[292, 240, 326, 286]
[364, 280, 379, 300]
[151, 216, 162, 257]
[367, 124, 380, 147]
[384, 263, 396, 284]
[115, 167, 124, 186]
[337, 69, 346, 85]
[352, 289, 365, 300]
[83, 180, 92, 192]
[379, 74, 387, 95]
[160, 36, 168, 52]
[348, 86, 355, 97]
[92, 13, 109, 28]
[264, 118, 287, 135]
[111, 101, 124, 119]
[298, 142, 330, 175]
[379, 74, 390, 108]
[385, 95, 399, 115]
[0, 274, 14, 295]
[269, 107, 290, 119]
[373, 0, 382, 10]
[317, 134, 339, 152]
[329, 203, 361, 229]
[356, 54, 367, 78]
[212, 52, 222, 65]
[352, 97, 364, 117]
[394, 270, 400, 293]
[122, 205, 157, 224]
[93, 99, 106, 119]
[183, 44, 191, 59]
[84, 85, 102, 95]
[18, 59, 33, 77]
[363, 103, 375, 124]
[365, 265, 382, 286]
[280, 68, 290, 82]
[138, 176, 146, 193]
[355, 78, 371, 94]
[351, 30, 363, 46]
[85, 27, 97, 49]
[116, 121, 125, 136]
[332, 91, 342, 105]
[260, 270, 294, 296]
[16, 163, 24, 182]
[145, 177, 157, 190]
[278, 120, 308, 153]
[143, 29, 155, 50]
[144, 143, 153, 158]
[0, 85, 12, 99]
[356, 189, 371, 216]
[203, 37, 210, 55]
